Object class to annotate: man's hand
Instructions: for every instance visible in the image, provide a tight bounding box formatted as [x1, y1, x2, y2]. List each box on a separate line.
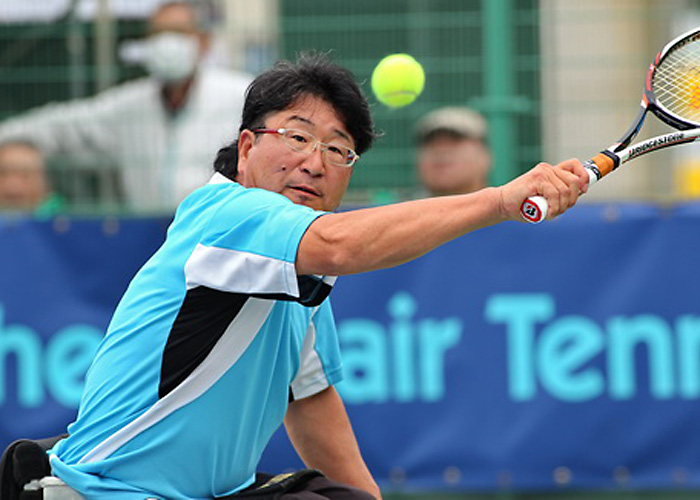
[498, 158, 589, 221]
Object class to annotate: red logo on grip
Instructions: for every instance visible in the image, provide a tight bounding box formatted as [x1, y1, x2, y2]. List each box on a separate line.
[521, 200, 542, 223]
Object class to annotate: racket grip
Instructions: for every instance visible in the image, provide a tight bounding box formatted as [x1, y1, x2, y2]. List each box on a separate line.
[519, 166, 599, 224]
[520, 196, 548, 223]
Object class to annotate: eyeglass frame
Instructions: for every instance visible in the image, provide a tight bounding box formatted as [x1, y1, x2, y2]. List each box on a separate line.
[251, 128, 360, 168]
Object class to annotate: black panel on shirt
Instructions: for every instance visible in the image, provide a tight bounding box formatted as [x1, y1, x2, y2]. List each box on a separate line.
[252, 275, 332, 307]
[159, 287, 248, 398]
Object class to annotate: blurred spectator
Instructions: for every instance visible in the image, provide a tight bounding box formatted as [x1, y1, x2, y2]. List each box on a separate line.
[415, 106, 492, 196]
[0, 140, 64, 216]
[0, 1, 252, 212]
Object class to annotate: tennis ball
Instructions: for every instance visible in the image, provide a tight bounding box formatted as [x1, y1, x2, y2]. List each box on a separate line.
[371, 54, 425, 108]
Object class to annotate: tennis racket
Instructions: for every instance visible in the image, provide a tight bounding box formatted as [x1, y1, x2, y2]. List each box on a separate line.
[521, 26, 700, 223]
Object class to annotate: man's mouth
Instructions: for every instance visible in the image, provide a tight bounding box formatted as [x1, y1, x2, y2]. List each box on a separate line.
[290, 185, 320, 197]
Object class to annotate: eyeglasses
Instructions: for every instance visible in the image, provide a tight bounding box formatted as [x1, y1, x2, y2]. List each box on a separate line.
[253, 128, 359, 168]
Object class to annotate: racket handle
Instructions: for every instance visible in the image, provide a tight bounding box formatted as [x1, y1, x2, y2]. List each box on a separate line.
[520, 195, 549, 223]
[519, 163, 601, 224]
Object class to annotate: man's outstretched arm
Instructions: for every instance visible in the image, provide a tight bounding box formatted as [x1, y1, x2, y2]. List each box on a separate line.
[297, 159, 588, 276]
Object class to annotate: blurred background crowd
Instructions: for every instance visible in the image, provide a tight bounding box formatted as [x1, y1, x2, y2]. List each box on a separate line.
[2, 0, 700, 218]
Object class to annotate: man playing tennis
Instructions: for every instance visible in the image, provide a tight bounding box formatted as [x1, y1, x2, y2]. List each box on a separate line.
[47, 53, 587, 499]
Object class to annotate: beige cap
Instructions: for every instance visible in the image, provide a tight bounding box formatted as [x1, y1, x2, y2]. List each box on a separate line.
[415, 107, 488, 143]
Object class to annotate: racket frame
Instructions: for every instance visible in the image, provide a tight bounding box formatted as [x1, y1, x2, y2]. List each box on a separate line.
[520, 26, 700, 223]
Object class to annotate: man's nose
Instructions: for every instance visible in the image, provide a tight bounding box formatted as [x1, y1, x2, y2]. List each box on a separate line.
[300, 146, 325, 176]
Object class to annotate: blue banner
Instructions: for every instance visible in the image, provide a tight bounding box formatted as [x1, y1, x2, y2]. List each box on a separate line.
[2, 204, 700, 492]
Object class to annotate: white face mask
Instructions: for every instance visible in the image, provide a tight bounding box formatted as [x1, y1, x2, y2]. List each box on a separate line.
[143, 32, 200, 83]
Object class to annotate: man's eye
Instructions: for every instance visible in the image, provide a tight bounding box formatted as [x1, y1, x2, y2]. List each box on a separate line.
[326, 145, 344, 156]
[290, 133, 309, 143]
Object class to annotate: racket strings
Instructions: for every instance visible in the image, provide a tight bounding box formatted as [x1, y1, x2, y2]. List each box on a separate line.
[653, 36, 700, 125]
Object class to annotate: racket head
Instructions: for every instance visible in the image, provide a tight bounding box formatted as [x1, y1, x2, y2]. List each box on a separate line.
[647, 26, 700, 130]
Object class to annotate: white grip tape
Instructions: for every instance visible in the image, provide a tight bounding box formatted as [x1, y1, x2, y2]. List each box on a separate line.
[586, 166, 599, 186]
[520, 196, 548, 223]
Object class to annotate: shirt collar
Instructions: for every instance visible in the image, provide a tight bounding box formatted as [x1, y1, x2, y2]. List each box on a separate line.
[208, 172, 233, 185]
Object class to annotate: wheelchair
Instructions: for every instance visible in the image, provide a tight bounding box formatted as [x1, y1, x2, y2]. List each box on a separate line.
[0, 435, 82, 500]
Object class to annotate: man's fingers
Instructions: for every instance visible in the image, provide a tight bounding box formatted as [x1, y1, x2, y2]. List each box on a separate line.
[556, 158, 589, 194]
[537, 161, 585, 219]
[541, 172, 570, 218]
[554, 170, 583, 209]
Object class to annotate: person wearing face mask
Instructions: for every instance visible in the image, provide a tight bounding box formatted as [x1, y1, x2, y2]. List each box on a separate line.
[0, 1, 252, 212]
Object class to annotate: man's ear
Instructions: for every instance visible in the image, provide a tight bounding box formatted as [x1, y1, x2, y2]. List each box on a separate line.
[236, 130, 255, 182]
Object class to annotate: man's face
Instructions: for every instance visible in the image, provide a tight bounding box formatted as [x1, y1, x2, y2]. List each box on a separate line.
[148, 3, 199, 37]
[146, 3, 208, 61]
[0, 144, 48, 211]
[236, 96, 356, 212]
[417, 135, 491, 196]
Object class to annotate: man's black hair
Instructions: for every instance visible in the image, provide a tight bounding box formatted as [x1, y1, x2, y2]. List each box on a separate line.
[214, 52, 376, 180]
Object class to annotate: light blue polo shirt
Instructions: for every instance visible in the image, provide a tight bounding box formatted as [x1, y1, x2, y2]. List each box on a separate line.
[50, 174, 344, 499]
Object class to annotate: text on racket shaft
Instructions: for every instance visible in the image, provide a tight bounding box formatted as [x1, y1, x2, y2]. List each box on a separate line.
[626, 132, 689, 159]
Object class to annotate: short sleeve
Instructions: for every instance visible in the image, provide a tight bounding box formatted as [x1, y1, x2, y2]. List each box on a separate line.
[290, 300, 343, 400]
[184, 186, 327, 299]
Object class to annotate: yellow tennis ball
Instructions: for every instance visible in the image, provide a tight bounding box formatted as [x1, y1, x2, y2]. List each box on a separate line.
[371, 54, 425, 108]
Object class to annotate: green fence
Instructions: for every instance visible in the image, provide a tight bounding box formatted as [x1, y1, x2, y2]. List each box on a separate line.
[0, 18, 145, 116]
[280, 0, 541, 204]
[0, 1, 541, 211]
[0, 15, 146, 211]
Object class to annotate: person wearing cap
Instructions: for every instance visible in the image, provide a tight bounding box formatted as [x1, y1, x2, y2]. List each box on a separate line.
[414, 106, 492, 197]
